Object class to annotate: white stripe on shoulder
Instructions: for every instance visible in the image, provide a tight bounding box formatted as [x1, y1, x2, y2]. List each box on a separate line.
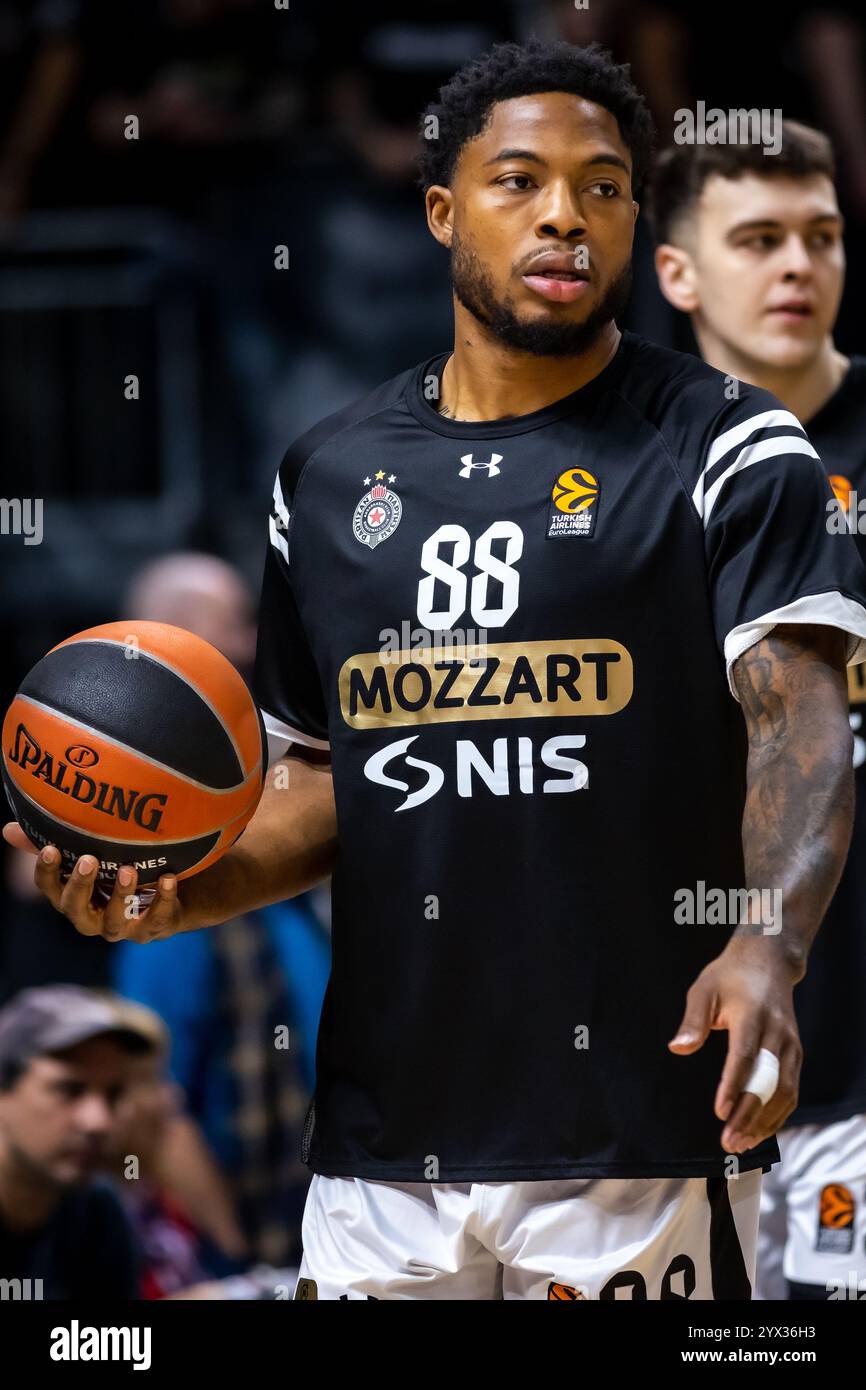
[706, 409, 806, 471]
[700, 436, 819, 525]
[273, 472, 290, 528]
[692, 409, 810, 518]
[269, 513, 289, 563]
[724, 591, 866, 701]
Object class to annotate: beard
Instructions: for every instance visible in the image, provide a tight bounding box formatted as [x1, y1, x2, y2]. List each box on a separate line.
[450, 232, 633, 357]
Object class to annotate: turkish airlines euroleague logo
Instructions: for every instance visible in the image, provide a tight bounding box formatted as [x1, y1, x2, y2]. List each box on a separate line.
[548, 467, 599, 538]
[816, 1183, 856, 1254]
[6, 723, 168, 831]
[828, 474, 853, 511]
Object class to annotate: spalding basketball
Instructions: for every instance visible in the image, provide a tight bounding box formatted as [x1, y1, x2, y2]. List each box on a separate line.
[2, 621, 266, 886]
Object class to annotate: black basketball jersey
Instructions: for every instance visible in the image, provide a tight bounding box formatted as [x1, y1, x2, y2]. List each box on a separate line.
[791, 356, 866, 1126]
[253, 331, 866, 1181]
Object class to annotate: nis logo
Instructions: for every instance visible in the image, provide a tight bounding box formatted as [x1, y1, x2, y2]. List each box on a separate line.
[364, 733, 588, 810]
[7, 725, 168, 830]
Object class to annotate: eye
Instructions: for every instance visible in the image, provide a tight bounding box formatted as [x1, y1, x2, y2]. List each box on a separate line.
[743, 233, 779, 251]
[497, 173, 535, 191]
[55, 1080, 83, 1100]
[810, 230, 835, 248]
[589, 181, 619, 198]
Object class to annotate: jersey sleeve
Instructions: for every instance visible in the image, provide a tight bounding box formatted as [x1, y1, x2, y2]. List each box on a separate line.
[253, 454, 329, 762]
[694, 399, 866, 698]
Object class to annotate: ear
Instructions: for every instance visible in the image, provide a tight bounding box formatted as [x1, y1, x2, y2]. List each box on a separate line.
[655, 242, 700, 313]
[426, 185, 454, 249]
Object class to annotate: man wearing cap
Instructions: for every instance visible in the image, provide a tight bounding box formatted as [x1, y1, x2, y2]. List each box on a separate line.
[0, 985, 152, 1300]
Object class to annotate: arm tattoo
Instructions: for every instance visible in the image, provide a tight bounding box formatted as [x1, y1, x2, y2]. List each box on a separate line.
[731, 624, 853, 973]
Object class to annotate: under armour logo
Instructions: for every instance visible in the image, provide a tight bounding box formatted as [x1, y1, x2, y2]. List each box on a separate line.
[458, 453, 503, 478]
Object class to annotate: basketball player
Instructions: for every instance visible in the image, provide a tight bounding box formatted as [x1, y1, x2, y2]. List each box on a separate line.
[8, 42, 866, 1300]
[651, 121, 866, 1300]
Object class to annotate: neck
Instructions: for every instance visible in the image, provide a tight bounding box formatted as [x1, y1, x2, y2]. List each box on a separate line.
[694, 323, 849, 425]
[439, 303, 621, 422]
[0, 1133, 61, 1231]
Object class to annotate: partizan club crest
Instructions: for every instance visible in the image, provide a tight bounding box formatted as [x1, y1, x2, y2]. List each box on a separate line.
[353, 471, 402, 549]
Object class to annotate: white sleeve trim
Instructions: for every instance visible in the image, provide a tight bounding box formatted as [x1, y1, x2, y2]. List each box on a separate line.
[724, 591, 866, 700]
[263, 709, 330, 767]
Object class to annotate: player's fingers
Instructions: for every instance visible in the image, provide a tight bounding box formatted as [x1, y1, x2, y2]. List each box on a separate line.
[668, 977, 716, 1054]
[741, 1034, 802, 1145]
[99, 865, 142, 942]
[57, 854, 104, 937]
[33, 844, 65, 910]
[714, 1011, 764, 1127]
[720, 1026, 788, 1151]
[722, 1092, 764, 1153]
[128, 873, 179, 943]
[2, 821, 37, 854]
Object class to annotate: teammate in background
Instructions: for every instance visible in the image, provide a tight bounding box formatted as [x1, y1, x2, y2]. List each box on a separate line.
[651, 121, 866, 1299]
[7, 43, 866, 1299]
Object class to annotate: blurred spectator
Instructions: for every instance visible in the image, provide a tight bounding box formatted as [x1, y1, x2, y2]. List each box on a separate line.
[124, 551, 257, 673]
[527, 0, 691, 134]
[113, 553, 330, 1267]
[0, 984, 147, 1299]
[71, 0, 313, 216]
[0, 0, 83, 227]
[100, 998, 215, 1299]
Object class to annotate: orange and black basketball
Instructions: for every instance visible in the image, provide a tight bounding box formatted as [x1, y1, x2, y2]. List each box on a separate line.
[2, 621, 266, 886]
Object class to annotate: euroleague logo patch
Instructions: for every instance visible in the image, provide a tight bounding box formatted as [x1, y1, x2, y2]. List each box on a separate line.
[547, 1281, 586, 1300]
[828, 473, 853, 511]
[548, 467, 600, 538]
[815, 1183, 856, 1254]
[353, 470, 402, 549]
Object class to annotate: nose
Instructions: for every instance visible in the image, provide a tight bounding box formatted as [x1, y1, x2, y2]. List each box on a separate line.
[76, 1093, 114, 1135]
[535, 178, 586, 242]
[780, 234, 813, 280]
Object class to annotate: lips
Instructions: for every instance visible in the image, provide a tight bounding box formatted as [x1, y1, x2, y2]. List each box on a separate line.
[767, 302, 814, 316]
[522, 251, 591, 304]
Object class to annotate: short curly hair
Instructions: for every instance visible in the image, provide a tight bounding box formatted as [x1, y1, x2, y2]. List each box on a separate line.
[417, 38, 655, 196]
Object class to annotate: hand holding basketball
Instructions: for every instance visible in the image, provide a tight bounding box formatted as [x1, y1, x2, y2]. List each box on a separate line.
[2, 619, 267, 942]
[3, 820, 188, 942]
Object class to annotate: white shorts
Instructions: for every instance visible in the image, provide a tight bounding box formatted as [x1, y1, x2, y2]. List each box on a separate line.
[294, 1169, 763, 1300]
[756, 1113, 866, 1299]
